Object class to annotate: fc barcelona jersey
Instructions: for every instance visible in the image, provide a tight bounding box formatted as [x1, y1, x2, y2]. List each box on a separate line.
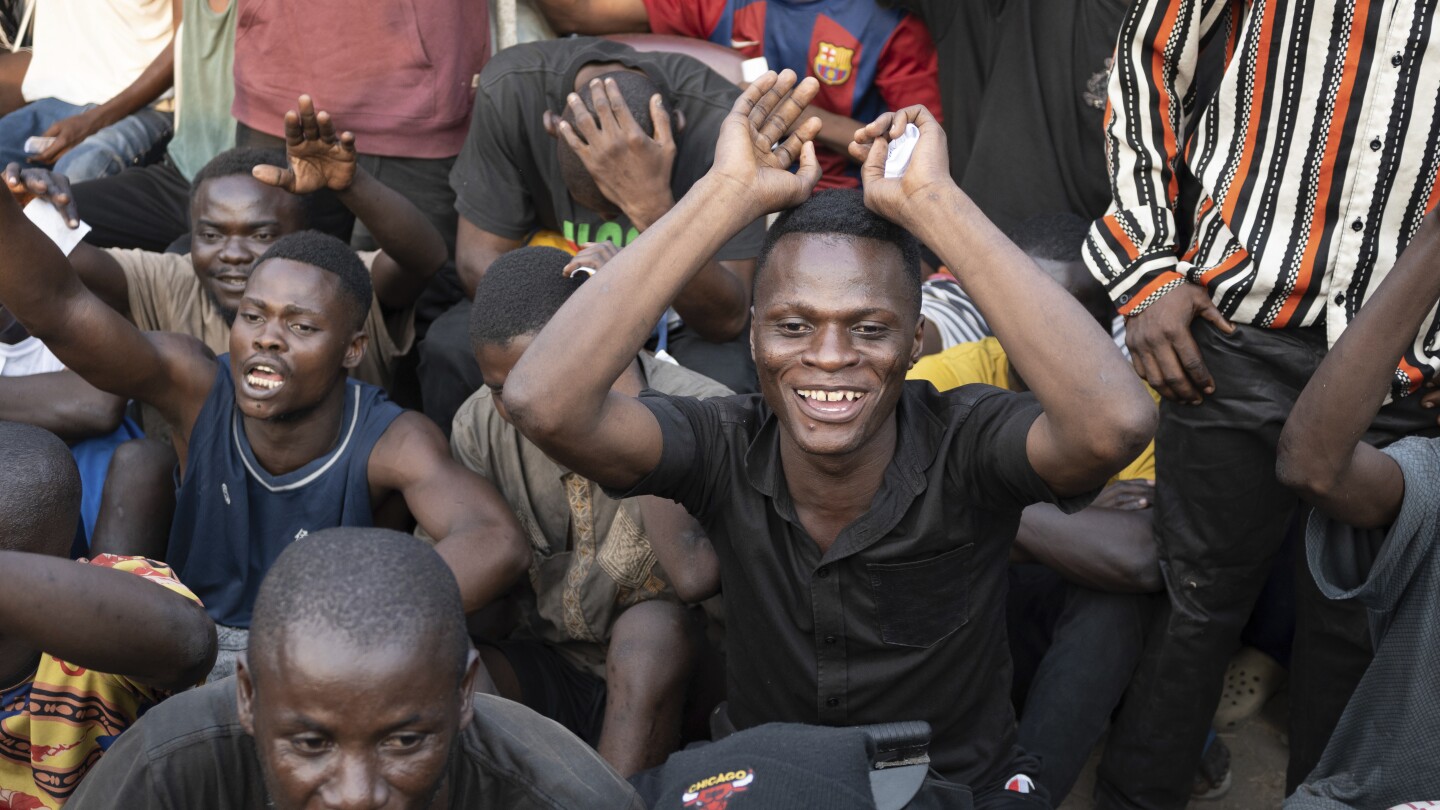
[644, 0, 942, 189]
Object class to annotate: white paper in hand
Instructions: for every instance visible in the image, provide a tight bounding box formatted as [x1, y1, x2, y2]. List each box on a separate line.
[884, 123, 921, 179]
[24, 199, 90, 256]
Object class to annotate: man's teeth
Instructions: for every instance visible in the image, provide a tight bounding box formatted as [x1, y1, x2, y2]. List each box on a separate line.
[246, 368, 283, 390]
[798, 389, 863, 402]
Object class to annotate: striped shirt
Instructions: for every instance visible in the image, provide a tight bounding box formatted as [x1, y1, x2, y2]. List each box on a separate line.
[1084, 0, 1440, 395]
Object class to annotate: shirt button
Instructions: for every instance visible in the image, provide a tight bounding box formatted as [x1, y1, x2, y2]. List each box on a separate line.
[816, 566, 830, 579]
[1370, 138, 1383, 151]
[1351, 218, 1364, 232]
[1393, 52, 1404, 67]
[825, 697, 840, 708]
[824, 635, 838, 645]
[1334, 292, 1345, 305]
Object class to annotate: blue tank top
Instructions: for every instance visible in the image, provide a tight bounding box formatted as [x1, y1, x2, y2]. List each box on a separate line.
[167, 355, 404, 628]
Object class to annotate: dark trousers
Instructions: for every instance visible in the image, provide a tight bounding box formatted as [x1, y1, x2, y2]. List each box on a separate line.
[1093, 323, 1437, 809]
[72, 158, 192, 253]
[1007, 565, 1152, 803]
[419, 298, 759, 437]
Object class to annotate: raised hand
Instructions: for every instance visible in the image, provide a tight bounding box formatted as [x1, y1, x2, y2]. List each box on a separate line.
[549, 79, 678, 227]
[709, 69, 823, 218]
[251, 95, 357, 194]
[2, 162, 79, 227]
[850, 105, 955, 231]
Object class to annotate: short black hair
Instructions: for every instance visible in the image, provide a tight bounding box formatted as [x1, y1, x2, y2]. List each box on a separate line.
[0, 421, 79, 556]
[563, 69, 669, 137]
[469, 247, 585, 350]
[1007, 213, 1092, 262]
[758, 189, 923, 312]
[256, 231, 372, 331]
[190, 147, 311, 225]
[248, 527, 469, 687]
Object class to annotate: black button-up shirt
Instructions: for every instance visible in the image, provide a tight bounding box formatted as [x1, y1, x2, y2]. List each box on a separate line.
[616, 381, 1087, 788]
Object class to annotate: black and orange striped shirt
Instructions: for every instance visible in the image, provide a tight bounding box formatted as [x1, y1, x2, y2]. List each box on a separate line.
[1084, 0, 1440, 395]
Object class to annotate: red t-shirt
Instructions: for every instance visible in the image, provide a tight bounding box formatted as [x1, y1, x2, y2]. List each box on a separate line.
[644, 0, 942, 189]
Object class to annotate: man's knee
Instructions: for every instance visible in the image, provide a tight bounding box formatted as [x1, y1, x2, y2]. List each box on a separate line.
[606, 601, 698, 696]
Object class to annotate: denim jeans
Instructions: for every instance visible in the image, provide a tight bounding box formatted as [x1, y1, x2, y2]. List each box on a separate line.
[0, 97, 172, 182]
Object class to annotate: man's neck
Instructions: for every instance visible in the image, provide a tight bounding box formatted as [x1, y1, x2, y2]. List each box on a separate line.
[239, 384, 349, 477]
[779, 414, 898, 551]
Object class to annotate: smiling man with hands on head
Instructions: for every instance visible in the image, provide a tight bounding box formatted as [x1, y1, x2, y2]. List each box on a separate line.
[500, 70, 1155, 807]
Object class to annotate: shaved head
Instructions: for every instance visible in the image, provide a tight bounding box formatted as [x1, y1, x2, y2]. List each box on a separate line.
[246, 527, 469, 688]
[0, 421, 79, 557]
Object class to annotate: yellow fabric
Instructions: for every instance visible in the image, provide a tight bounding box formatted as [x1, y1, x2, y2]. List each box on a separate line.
[0, 556, 201, 808]
[526, 230, 580, 254]
[908, 338, 1157, 482]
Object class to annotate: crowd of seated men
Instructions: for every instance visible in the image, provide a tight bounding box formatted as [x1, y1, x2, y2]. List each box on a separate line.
[0, 1, 1438, 809]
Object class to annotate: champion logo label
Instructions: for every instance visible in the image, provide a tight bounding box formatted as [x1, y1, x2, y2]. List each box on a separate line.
[221, 483, 231, 505]
[1005, 774, 1035, 793]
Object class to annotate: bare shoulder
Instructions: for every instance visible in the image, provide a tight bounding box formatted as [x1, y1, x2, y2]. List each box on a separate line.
[370, 411, 455, 482]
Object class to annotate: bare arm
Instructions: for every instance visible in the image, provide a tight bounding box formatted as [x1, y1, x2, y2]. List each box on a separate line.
[637, 495, 719, 603]
[556, 82, 757, 340]
[0, 189, 215, 436]
[1276, 215, 1440, 527]
[369, 413, 531, 613]
[0, 371, 125, 441]
[1011, 481, 1162, 594]
[457, 218, 524, 299]
[531, 0, 651, 34]
[0, 551, 215, 691]
[251, 96, 447, 311]
[32, 0, 181, 166]
[502, 71, 823, 491]
[2, 165, 133, 314]
[852, 108, 1156, 496]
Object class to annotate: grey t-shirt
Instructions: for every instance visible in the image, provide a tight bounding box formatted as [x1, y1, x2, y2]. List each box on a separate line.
[1286, 437, 1440, 809]
[66, 679, 645, 810]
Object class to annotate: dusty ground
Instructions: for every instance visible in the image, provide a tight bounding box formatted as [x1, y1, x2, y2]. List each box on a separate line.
[1060, 691, 1290, 809]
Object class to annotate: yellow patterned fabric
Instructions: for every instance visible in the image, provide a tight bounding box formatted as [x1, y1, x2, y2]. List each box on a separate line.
[909, 338, 1158, 482]
[0, 555, 201, 808]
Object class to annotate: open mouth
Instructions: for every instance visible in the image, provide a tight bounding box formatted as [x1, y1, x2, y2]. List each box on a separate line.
[213, 273, 249, 292]
[243, 362, 286, 395]
[794, 387, 867, 422]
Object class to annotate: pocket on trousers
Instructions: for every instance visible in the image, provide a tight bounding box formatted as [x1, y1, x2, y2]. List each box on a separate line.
[867, 544, 972, 648]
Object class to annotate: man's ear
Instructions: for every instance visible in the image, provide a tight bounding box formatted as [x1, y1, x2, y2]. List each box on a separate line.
[236, 654, 256, 736]
[342, 331, 369, 371]
[909, 314, 927, 368]
[543, 110, 562, 140]
[457, 648, 481, 731]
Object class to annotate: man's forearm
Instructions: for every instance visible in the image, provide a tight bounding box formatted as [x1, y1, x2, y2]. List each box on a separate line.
[1278, 213, 1440, 515]
[0, 193, 89, 339]
[918, 187, 1154, 482]
[90, 42, 175, 127]
[0, 552, 215, 690]
[432, 528, 530, 614]
[1015, 504, 1162, 594]
[506, 175, 755, 424]
[668, 258, 750, 341]
[0, 372, 125, 441]
[337, 170, 446, 308]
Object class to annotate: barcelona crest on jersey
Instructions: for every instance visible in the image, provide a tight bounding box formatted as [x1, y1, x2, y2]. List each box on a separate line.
[813, 41, 855, 85]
